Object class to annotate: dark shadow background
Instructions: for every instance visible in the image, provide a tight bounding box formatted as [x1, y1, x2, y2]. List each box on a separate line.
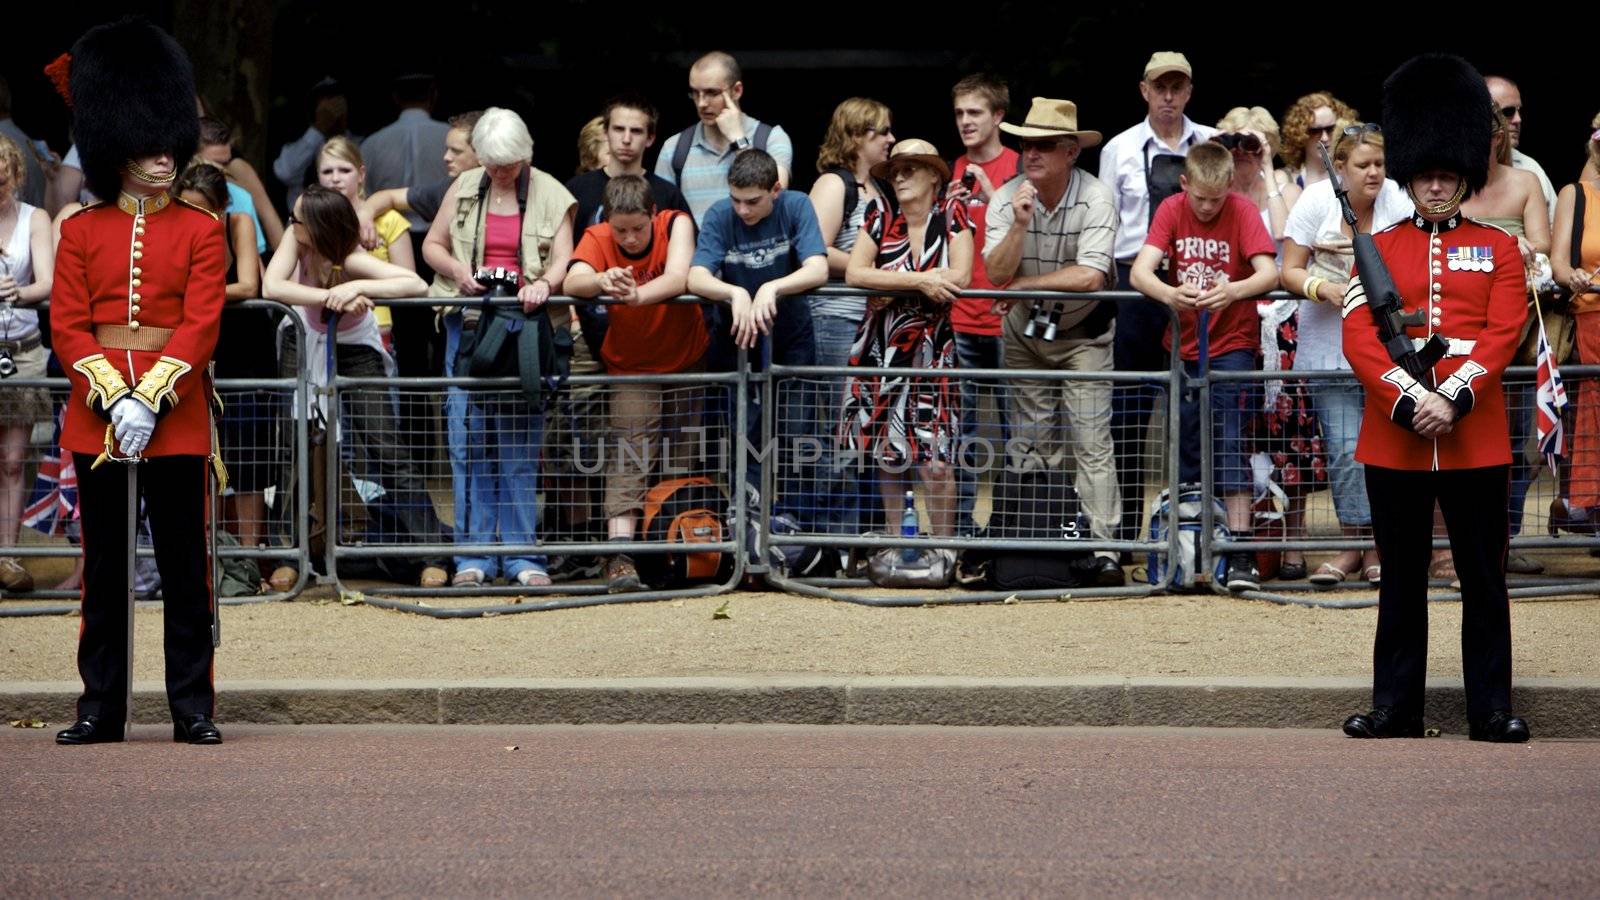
[4, 2, 1589, 213]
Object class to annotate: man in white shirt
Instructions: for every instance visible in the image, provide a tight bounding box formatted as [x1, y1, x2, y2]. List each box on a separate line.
[1095, 51, 1214, 546]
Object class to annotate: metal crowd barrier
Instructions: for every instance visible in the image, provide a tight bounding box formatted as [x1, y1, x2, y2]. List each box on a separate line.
[761, 289, 1185, 605]
[322, 297, 747, 617]
[8, 290, 1596, 618]
[1198, 363, 1600, 608]
[0, 300, 312, 615]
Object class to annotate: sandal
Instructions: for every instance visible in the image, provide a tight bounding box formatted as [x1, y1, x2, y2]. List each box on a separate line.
[1278, 558, 1307, 580]
[1309, 563, 1348, 589]
[1363, 565, 1382, 584]
[1427, 556, 1456, 581]
[516, 569, 552, 588]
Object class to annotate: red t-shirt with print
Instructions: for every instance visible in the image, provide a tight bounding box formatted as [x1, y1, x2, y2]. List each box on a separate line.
[1144, 191, 1276, 361]
[572, 209, 707, 374]
[950, 147, 1020, 336]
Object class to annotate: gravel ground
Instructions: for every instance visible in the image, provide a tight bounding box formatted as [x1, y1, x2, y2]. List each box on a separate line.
[3, 585, 1596, 682]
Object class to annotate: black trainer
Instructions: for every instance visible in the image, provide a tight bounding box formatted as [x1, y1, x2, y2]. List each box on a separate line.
[1224, 553, 1260, 592]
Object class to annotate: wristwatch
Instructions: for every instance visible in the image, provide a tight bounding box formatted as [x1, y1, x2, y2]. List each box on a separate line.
[733, 136, 752, 151]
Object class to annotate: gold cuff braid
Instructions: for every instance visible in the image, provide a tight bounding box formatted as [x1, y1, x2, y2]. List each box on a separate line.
[72, 354, 131, 416]
[131, 355, 193, 415]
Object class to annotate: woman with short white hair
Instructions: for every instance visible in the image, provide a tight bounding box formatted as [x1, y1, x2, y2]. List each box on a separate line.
[421, 107, 578, 589]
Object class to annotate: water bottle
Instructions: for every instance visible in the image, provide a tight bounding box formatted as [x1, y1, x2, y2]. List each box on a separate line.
[900, 490, 919, 563]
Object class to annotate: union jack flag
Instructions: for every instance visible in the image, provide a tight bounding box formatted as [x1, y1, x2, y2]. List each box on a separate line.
[1534, 314, 1569, 478]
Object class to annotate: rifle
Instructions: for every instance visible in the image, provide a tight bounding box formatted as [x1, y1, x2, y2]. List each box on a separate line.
[1318, 142, 1446, 379]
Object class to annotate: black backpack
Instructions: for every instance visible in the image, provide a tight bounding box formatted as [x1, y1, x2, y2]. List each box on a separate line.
[821, 167, 895, 225]
[977, 466, 1096, 590]
[670, 121, 774, 184]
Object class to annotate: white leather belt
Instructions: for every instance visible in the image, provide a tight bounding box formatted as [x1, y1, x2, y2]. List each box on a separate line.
[1413, 337, 1476, 357]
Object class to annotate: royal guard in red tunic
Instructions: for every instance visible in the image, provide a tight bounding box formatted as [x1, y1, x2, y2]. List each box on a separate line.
[52, 18, 228, 745]
[1340, 55, 1530, 743]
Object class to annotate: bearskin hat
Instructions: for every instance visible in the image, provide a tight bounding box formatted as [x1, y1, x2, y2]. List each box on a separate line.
[69, 17, 199, 203]
[1381, 54, 1493, 198]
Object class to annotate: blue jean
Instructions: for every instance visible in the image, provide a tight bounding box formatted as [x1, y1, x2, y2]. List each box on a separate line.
[1180, 349, 1254, 496]
[1504, 377, 1535, 536]
[812, 313, 863, 534]
[953, 330, 1007, 537]
[706, 302, 818, 529]
[1308, 376, 1371, 526]
[451, 332, 547, 579]
[442, 312, 469, 547]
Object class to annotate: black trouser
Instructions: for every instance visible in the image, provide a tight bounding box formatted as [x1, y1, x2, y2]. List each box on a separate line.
[1364, 464, 1514, 723]
[73, 453, 214, 722]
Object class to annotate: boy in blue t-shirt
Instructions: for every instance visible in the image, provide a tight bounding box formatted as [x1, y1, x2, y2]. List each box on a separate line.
[689, 149, 829, 533]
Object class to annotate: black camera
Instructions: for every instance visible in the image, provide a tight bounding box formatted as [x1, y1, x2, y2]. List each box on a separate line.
[1211, 132, 1263, 154]
[1023, 301, 1065, 341]
[474, 267, 520, 298]
[0, 349, 13, 379]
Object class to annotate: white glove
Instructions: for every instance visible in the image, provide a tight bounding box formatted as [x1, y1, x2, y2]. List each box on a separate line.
[109, 399, 156, 457]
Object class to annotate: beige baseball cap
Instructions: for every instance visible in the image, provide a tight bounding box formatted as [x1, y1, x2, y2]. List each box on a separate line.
[1144, 51, 1193, 80]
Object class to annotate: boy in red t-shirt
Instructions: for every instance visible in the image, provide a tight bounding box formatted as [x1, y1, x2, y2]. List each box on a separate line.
[1130, 141, 1279, 591]
[567, 175, 705, 591]
[946, 74, 1021, 538]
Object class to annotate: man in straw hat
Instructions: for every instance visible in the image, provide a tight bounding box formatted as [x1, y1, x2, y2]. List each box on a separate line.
[1339, 54, 1530, 743]
[51, 17, 227, 745]
[984, 97, 1125, 587]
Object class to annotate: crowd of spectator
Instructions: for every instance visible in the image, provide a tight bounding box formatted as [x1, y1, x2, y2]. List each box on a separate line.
[0, 48, 1594, 596]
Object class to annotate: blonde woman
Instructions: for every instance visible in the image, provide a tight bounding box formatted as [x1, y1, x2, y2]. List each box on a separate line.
[317, 136, 415, 340]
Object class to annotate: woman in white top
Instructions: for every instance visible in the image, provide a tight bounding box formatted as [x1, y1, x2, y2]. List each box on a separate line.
[1280, 124, 1411, 587]
[0, 135, 55, 593]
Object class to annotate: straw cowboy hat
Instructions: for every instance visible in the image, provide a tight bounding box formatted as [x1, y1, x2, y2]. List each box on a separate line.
[998, 98, 1102, 148]
[869, 138, 952, 181]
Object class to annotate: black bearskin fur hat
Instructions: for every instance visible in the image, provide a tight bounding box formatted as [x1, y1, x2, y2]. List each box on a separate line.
[69, 17, 199, 203]
[1382, 54, 1493, 198]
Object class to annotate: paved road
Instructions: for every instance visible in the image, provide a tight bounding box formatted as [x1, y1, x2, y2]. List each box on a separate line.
[3, 725, 1596, 896]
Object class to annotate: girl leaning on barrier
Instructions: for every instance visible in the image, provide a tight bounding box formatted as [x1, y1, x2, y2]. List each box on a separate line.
[420, 107, 578, 589]
[174, 162, 274, 590]
[0, 134, 55, 593]
[1550, 114, 1600, 534]
[1279, 123, 1411, 587]
[839, 139, 973, 588]
[264, 186, 450, 588]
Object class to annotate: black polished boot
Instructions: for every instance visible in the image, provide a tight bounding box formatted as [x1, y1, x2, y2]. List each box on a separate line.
[1342, 706, 1425, 738]
[172, 713, 223, 745]
[1468, 711, 1530, 743]
[55, 715, 125, 745]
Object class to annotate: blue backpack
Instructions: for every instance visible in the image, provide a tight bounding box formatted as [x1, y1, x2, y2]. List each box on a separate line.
[1146, 485, 1230, 592]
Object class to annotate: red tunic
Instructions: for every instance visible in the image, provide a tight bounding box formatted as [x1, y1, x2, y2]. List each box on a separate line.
[52, 192, 226, 457]
[1340, 213, 1526, 470]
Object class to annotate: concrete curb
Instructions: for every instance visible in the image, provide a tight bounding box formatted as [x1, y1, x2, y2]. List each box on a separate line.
[5, 677, 1597, 737]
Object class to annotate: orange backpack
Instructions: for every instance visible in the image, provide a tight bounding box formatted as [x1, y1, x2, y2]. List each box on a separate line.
[636, 477, 730, 586]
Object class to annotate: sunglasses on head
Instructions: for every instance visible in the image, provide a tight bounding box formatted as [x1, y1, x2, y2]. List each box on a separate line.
[1211, 132, 1262, 154]
[1342, 123, 1381, 138]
